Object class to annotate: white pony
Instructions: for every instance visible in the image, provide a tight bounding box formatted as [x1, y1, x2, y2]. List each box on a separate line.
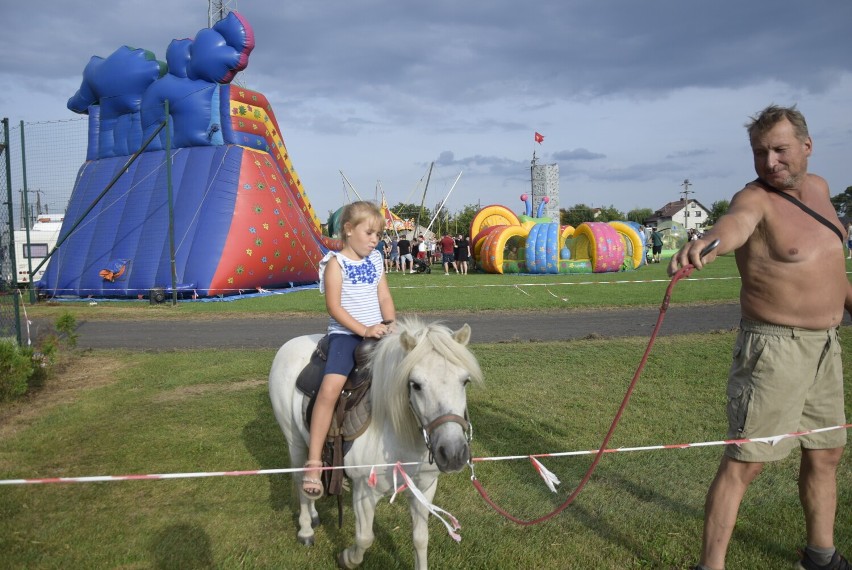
[269, 319, 483, 569]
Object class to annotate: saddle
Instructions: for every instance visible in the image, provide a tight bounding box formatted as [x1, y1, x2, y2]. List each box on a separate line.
[295, 335, 376, 497]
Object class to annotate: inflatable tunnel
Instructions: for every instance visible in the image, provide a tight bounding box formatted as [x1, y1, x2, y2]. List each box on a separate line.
[38, 13, 339, 298]
[608, 221, 645, 269]
[480, 225, 526, 273]
[569, 222, 627, 272]
[470, 199, 643, 274]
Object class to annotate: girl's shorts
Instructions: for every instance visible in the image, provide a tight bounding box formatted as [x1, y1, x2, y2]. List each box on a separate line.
[324, 333, 364, 376]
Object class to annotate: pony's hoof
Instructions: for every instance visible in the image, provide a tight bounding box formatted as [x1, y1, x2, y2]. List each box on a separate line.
[336, 551, 351, 569]
[311, 515, 321, 528]
[297, 534, 315, 547]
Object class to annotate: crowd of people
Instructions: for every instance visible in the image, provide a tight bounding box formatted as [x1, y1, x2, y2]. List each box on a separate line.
[368, 220, 712, 273]
[372, 231, 471, 274]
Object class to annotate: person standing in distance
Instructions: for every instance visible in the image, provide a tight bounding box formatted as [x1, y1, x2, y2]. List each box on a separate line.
[440, 232, 457, 275]
[670, 105, 850, 570]
[456, 234, 471, 275]
[845, 222, 852, 259]
[398, 233, 412, 273]
[650, 227, 664, 263]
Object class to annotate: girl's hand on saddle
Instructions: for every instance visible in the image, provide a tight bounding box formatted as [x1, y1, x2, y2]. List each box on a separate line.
[363, 322, 391, 338]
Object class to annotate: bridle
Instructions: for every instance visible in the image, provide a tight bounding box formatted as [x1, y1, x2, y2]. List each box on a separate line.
[409, 388, 473, 465]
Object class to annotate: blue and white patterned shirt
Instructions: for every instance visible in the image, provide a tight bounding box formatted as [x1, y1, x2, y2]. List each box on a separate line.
[318, 250, 385, 335]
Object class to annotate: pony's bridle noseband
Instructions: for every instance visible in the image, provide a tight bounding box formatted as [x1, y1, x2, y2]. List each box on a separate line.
[409, 398, 473, 465]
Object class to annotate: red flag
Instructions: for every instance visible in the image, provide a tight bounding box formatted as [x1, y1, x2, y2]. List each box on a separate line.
[534, 132, 544, 144]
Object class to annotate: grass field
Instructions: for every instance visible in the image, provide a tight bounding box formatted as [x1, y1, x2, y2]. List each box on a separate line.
[0, 332, 850, 569]
[22, 253, 743, 321]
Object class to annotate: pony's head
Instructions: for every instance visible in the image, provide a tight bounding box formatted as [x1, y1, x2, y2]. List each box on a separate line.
[368, 318, 483, 472]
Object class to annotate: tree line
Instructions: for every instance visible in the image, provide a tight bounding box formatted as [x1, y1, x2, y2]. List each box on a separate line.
[380, 186, 852, 237]
[388, 200, 733, 235]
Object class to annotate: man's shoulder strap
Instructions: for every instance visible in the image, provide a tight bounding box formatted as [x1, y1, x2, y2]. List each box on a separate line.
[752, 178, 844, 244]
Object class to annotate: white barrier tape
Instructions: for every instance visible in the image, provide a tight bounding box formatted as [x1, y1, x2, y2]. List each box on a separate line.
[17, 289, 32, 346]
[25, 275, 740, 297]
[471, 423, 852, 463]
[390, 462, 462, 542]
[0, 462, 418, 486]
[530, 457, 561, 493]
[389, 276, 740, 291]
[2, 424, 847, 486]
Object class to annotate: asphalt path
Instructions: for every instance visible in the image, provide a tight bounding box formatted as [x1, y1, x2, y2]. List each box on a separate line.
[46, 302, 756, 351]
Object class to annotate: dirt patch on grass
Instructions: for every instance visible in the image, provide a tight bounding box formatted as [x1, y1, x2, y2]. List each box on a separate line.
[150, 378, 266, 403]
[0, 354, 126, 440]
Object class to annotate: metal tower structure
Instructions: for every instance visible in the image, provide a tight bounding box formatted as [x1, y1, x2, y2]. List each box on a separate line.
[208, 0, 238, 27]
[530, 154, 560, 221]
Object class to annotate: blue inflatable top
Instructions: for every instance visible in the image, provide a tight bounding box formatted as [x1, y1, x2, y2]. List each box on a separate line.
[38, 13, 336, 299]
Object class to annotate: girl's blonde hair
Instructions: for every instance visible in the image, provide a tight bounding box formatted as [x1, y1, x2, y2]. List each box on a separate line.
[340, 201, 384, 240]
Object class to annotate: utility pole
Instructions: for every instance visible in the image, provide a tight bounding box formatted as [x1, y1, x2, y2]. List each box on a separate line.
[208, 0, 237, 27]
[680, 178, 693, 230]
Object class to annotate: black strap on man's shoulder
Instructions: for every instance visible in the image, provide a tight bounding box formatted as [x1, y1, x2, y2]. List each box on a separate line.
[753, 178, 844, 244]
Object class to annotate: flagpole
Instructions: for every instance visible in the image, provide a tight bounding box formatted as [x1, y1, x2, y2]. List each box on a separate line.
[531, 132, 543, 207]
[380, 184, 400, 239]
[339, 170, 364, 201]
[414, 162, 433, 238]
[425, 171, 463, 233]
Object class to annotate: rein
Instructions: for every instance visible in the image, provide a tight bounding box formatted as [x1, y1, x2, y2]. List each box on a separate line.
[470, 241, 718, 525]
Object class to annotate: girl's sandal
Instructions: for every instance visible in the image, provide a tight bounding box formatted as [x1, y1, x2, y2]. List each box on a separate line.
[302, 460, 324, 500]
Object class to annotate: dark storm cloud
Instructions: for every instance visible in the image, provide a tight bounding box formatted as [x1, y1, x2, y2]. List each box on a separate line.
[552, 148, 606, 161]
[434, 150, 526, 178]
[666, 149, 713, 159]
[249, 1, 852, 111]
[1, 3, 201, 78]
[4, 1, 850, 119]
[590, 161, 688, 183]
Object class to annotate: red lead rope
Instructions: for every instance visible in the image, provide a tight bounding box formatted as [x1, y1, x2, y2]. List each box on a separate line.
[470, 263, 698, 525]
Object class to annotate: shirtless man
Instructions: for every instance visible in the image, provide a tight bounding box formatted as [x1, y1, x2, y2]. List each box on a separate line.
[669, 105, 850, 570]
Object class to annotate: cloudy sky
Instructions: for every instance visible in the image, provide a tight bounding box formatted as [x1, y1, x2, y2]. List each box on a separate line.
[2, 0, 851, 221]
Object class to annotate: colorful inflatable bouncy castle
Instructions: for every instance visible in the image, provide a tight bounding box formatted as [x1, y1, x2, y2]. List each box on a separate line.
[38, 13, 339, 298]
[471, 196, 645, 274]
[570, 222, 626, 272]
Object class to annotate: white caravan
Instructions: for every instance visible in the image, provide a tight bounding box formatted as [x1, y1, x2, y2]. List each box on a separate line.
[14, 213, 64, 286]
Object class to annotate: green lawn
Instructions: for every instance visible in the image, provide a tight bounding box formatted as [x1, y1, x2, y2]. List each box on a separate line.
[1, 332, 849, 569]
[23, 253, 743, 321]
[4, 253, 851, 568]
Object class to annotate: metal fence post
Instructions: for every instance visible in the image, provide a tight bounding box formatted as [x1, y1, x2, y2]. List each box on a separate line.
[19, 121, 35, 304]
[1, 117, 22, 345]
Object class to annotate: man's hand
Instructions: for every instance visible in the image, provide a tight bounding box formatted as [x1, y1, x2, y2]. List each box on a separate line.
[667, 238, 720, 276]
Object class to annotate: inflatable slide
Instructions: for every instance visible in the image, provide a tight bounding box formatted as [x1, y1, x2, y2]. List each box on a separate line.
[38, 13, 340, 298]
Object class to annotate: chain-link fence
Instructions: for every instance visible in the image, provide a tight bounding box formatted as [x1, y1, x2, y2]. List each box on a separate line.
[8, 117, 87, 234]
[1, 118, 22, 343]
[0, 116, 88, 343]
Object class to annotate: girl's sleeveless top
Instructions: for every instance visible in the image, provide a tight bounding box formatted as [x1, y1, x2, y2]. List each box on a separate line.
[318, 250, 384, 335]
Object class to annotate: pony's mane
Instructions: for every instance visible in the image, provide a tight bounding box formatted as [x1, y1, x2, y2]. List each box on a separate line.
[367, 318, 483, 447]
